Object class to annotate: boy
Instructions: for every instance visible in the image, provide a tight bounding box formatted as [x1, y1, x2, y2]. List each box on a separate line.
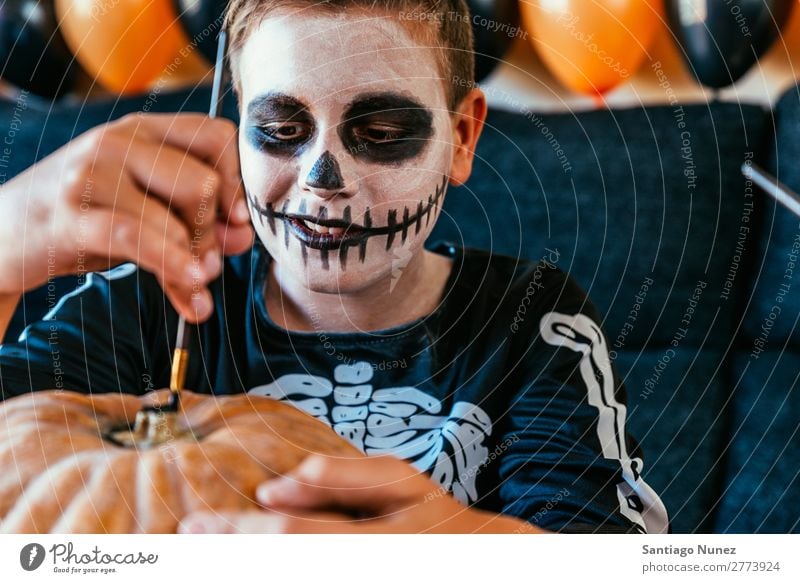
[0, 0, 668, 534]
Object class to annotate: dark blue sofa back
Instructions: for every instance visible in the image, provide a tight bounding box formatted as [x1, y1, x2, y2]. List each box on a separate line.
[718, 86, 800, 533]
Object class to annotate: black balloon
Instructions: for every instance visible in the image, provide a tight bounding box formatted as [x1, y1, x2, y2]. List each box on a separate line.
[468, 0, 520, 81]
[175, 0, 518, 81]
[667, 0, 794, 89]
[0, 0, 77, 98]
[175, 0, 229, 63]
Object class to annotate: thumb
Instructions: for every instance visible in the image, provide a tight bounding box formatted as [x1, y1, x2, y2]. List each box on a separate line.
[256, 453, 424, 514]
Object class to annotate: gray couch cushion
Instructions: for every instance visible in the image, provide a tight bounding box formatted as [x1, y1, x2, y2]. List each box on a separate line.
[433, 103, 769, 353]
[715, 349, 800, 533]
[613, 347, 728, 533]
[744, 84, 800, 349]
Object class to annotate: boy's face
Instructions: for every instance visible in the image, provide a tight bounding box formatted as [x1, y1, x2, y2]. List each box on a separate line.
[237, 9, 454, 293]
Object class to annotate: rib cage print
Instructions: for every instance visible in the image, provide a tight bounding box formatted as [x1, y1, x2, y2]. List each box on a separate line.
[247, 361, 493, 505]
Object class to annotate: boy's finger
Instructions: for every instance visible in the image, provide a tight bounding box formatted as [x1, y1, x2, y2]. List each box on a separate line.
[255, 454, 423, 514]
[214, 220, 254, 256]
[96, 175, 221, 284]
[162, 279, 215, 324]
[124, 139, 222, 232]
[92, 173, 192, 249]
[78, 209, 217, 322]
[122, 112, 247, 226]
[217, 174, 250, 226]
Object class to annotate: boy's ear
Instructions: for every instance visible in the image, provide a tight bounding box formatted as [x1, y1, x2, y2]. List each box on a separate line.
[448, 87, 488, 187]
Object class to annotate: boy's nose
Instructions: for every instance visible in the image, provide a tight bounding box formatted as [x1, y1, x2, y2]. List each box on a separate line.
[300, 148, 355, 201]
[306, 150, 343, 190]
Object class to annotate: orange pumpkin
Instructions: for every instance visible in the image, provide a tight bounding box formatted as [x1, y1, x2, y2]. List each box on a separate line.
[0, 389, 360, 533]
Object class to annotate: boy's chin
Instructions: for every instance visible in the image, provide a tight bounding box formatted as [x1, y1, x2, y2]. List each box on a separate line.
[273, 249, 396, 294]
[304, 263, 395, 294]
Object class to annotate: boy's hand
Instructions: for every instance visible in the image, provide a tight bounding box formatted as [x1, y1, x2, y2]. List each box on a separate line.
[0, 112, 253, 322]
[178, 454, 543, 534]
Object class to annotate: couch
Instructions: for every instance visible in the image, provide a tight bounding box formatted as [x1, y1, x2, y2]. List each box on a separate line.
[1, 81, 797, 533]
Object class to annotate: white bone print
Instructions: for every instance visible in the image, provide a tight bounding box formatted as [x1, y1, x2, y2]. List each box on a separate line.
[539, 311, 670, 534]
[248, 361, 493, 504]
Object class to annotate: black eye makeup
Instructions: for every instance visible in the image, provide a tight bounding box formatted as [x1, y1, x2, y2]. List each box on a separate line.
[244, 91, 434, 165]
[245, 92, 314, 156]
[339, 93, 434, 165]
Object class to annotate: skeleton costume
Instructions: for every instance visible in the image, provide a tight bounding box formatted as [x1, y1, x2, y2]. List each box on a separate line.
[0, 239, 670, 533]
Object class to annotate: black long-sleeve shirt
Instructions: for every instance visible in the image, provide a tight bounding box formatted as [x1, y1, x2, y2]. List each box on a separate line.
[0, 239, 669, 533]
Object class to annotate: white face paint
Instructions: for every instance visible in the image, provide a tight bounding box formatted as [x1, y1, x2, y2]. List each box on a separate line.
[237, 9, 454, 293]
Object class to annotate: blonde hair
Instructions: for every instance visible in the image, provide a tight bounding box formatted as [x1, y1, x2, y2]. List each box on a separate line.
[222, 0, 475, 113]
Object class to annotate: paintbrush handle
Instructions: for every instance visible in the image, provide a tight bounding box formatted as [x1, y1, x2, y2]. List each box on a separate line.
[170, 30, 229, 395]
[742, 162, 800, 219]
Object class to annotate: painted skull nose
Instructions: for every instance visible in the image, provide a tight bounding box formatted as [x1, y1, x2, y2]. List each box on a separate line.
[305, 150, 344, 192]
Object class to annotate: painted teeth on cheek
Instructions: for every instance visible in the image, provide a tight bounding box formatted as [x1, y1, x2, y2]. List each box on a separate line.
[300, 238, 308, 263]
[401, 207, 410, 244]
[386, 210, 397, 250]
[425, 194, 433, 225]
[359, 207, 372, 262]
[317, 207, 329, 269]
[249, 174, 448, 271]
[265, 202, 276, 233]
[340, 206, 352, 268]
[319, 245, 329, 270]
[282, 200, 290, 249]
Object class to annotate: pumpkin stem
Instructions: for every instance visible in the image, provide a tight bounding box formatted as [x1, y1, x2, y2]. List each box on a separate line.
[144, 409, 179, 444]
[108, 407, 189, 448]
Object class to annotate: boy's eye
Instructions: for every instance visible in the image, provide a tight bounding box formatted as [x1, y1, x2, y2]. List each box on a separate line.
[354, 125, 408, 144]
[260, 121, 310, 141]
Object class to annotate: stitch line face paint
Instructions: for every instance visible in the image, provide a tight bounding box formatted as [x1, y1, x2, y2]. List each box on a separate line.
[360, 207, 372, 262]
[247, 174, 447, 270]
[264, 202, 275, 233]
[340, 206, 353, 268]
[281, 200, 290, 249]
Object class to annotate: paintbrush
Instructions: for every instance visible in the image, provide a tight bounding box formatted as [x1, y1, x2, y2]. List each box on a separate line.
[741, 161, 800, 219]
[167, 29, 229, 411]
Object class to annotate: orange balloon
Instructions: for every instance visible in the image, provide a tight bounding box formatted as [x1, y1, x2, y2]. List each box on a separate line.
[152, 26, 213, 91]
[520, 0, 662, 96]
[768, 0, 800, 63]
[55, 0, 187, 95]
